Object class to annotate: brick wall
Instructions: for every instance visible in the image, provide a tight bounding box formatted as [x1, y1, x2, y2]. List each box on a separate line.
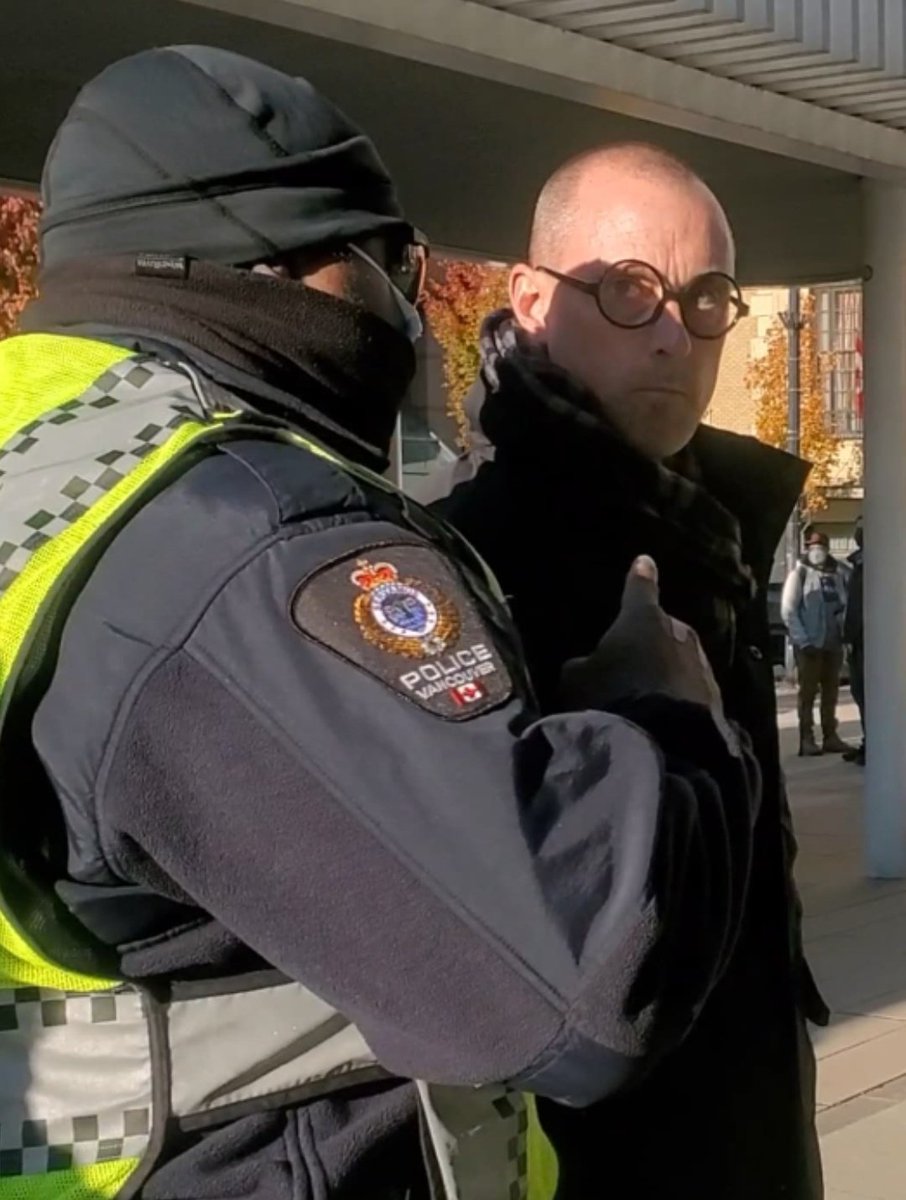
[705, 286, 863, 490]
[704, 286, 785, 436]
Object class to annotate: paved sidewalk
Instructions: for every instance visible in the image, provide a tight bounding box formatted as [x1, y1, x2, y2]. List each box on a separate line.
[784, 700, 906, 1199]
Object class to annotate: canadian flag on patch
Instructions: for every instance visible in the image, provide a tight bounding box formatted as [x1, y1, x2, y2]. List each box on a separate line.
[450, 681, 486, 707]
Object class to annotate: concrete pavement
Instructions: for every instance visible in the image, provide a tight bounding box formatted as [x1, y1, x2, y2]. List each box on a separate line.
[784, 699, 906, 1199]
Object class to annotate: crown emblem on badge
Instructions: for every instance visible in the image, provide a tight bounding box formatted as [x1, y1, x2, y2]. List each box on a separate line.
[350, 557, 461, 659]
[350, 561, 398, 591]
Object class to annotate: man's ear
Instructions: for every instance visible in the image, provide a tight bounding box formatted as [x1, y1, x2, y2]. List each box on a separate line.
[509, 263, 549, 338]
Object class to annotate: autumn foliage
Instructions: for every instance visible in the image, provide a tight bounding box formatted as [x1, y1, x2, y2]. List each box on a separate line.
[0, 194, 40, 339]
[424, 259, 510, 448]
[747, 292, 839, 514]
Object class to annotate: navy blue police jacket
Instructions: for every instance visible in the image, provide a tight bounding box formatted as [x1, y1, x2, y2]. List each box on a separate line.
[24, 345, 760, 1199]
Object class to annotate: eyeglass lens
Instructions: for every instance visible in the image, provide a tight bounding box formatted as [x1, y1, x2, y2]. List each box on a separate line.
[598, 261, 740, 337]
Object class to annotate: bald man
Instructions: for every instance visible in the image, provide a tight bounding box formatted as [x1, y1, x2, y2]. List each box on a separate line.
[427, 143, 827, 1199]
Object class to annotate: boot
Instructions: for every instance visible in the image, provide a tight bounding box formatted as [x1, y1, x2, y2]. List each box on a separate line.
[823, 732, 854, 755]
[799, 733, 823, 757]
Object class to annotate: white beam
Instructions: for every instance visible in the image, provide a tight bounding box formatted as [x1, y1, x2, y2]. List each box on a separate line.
[883, 0, 906, 76]
[828, 0, 857, 65]
[798, 79, 906, 103]
[740, 0, 770, 22]
[691, 46, 831, 72]
[588, 16, 746, 44]
[559, 5, 710, 34]
[862, 178, 906, 877]
[534, 0, 690, 17]
[639, 30, 790, 57]
[856, 0, 883, 72]
[848, 99, 906, 118]
[744, 65, 889, 90]
[178, 0, 906, 178]
[800, 0, 829, 53]
[508, 0, 615, 18]
[0, 179, 38, 198]
[767, 0, 798, 40]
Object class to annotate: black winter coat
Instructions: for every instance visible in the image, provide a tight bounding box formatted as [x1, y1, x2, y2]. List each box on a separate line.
[431, 383, 828, 1200]
[844, 548, 864, 648]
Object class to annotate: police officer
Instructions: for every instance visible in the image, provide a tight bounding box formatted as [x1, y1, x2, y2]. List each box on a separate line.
[0, 47, 758, 1199]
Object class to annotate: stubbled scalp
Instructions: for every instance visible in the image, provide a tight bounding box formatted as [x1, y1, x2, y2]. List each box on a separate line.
[528, 141, 734, 268]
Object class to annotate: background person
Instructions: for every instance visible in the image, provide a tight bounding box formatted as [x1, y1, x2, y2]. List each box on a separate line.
[782, 530, 853, 757]
[843, 516, 865, 765]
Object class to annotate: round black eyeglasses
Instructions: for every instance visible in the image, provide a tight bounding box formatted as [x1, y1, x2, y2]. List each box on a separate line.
[538, 259, 749, 340]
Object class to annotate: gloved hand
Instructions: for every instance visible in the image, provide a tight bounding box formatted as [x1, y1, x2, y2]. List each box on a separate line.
[560, 556, 729, 739]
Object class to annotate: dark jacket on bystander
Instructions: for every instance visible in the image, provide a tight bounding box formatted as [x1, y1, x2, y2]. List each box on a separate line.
[426, 313, 828, 1200]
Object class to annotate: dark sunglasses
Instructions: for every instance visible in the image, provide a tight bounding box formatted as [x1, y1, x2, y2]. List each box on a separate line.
[538, 259, 749, 340]
[383, 225, 430, 306]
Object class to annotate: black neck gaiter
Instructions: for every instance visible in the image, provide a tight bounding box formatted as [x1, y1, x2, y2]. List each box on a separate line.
[476, 309, 756, 606]
[23, 257, 417, 469]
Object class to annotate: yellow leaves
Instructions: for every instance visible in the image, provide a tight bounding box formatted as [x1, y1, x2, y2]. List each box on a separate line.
[746, 293, 839, 514]
[424, 260, 510, 449]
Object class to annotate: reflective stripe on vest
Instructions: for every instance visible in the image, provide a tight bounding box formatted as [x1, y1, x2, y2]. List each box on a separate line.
[0, 334, 230, 1199]
[167, 979, 382, 1121]
[0, 334, 545, 1200]
[418, 1082, 528, 1200]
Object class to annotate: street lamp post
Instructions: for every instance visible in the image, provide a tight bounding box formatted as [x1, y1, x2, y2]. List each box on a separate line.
[779, 288, 806, 678]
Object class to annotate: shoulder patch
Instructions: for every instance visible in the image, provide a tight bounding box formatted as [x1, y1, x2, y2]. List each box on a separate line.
[291, 542, 513, 720]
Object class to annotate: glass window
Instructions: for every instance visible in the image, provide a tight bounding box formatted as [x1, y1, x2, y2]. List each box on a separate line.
[830, 535, 856, 558]
[814, 284, 862, 437]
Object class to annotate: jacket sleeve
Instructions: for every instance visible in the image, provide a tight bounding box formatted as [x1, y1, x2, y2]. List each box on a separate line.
[99, 517, 761, 1108]
[781, 567, 809, 647]
[838, 561, 852, 605]
[843, 565, 863, 646]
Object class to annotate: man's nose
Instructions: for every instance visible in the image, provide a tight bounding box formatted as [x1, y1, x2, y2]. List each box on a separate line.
[652, 299, 692, 358]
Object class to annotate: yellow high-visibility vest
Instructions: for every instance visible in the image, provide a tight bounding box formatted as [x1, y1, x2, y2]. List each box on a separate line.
[0, 332, 558, 1200]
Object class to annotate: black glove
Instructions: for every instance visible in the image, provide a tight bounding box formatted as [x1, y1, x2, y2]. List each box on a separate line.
[560, 556, 733, 751]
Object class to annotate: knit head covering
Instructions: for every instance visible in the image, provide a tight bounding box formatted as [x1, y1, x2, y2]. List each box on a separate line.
[40, 45, 408, 269]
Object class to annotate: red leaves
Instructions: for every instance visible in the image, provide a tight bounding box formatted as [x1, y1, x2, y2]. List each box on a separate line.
[424, 260, 510, 449]
[0, 194, 40, 339]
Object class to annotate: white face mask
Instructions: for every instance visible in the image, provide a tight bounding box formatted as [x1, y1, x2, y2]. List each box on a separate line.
[348, 244, 423, 343]
[807, 546, 828, 567]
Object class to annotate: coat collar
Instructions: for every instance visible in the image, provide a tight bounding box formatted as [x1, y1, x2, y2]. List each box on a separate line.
[455, 375, 810, 592]
[688, 425, 810, 585]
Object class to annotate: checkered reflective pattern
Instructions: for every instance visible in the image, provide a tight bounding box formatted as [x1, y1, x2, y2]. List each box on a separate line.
[0, 357, 201, 595]
[418, 1082, 529, 1200]
[0, 1106, 151, 1175]
[0, 985, 134, 1032]
[0, 987, 151, 1174]
[493, 1093, 529, 1200]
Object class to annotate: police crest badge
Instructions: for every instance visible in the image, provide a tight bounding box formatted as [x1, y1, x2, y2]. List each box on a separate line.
[291, 541, 512, 720]
[350, 559, 460, 659]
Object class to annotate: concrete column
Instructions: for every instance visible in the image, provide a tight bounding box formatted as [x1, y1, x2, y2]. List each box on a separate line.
[863, 181, 906, 877]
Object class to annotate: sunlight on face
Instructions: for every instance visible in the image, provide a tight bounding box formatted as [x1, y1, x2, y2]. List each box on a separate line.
[519, 169, 736, 460]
